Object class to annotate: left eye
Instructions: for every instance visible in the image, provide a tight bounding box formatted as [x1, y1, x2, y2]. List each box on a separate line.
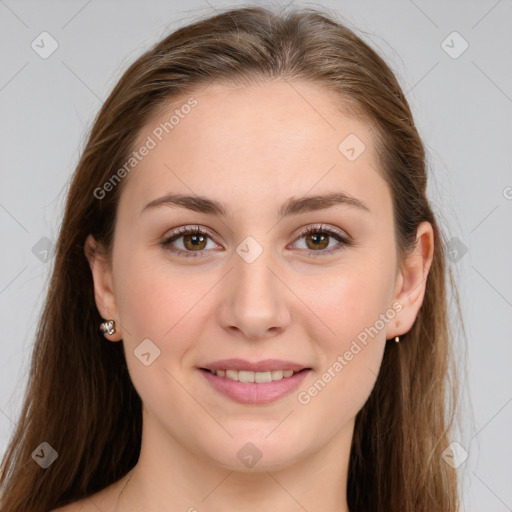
[160, 225, 350, 258]
[291, 226, 350, 256]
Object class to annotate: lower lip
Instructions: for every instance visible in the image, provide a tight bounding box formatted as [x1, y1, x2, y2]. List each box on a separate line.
[199, 369, 311, 404]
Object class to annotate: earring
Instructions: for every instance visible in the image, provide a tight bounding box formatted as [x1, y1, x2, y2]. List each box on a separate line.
[394, 336, 400, 343]
[100, 319, 116, 335]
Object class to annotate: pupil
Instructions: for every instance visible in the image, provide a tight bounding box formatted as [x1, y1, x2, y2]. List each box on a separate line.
[307, 232, 329, 250]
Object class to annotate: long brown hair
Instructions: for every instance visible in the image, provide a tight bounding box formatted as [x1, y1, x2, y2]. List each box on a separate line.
[0, 5, 462, 511]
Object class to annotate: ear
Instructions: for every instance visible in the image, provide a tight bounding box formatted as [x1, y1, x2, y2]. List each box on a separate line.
[386, 221, 435, 339]
[84, 234, 122, 342]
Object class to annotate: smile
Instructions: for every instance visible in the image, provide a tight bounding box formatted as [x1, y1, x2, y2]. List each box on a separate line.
[206, 369, 298, 382]
[199, 366, 311, 404]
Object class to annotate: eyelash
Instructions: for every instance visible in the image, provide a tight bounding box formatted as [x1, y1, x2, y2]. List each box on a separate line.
[159, 224, 351, 258]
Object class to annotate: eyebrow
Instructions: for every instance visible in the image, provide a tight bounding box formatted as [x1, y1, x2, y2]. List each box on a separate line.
[140, 192, 370, 218]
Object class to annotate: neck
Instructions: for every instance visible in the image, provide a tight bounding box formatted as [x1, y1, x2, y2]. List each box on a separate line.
[115, 411, 353, 512]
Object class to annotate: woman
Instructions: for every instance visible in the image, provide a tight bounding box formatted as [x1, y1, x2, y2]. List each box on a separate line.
[0, 5, 461, 511]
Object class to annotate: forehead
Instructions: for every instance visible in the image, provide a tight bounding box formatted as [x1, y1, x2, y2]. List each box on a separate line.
[136, 79, 371, 156]
[121, 79, 390, 219]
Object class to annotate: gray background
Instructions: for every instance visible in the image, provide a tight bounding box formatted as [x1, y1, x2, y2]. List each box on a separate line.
[1, 0, 511, 510]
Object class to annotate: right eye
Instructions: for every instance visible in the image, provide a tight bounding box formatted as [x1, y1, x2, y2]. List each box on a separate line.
[159, 225, 221, 258]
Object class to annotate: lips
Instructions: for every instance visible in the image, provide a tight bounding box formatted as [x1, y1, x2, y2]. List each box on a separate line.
[198, 358, 312, 404]
[206, 368, 297, 383]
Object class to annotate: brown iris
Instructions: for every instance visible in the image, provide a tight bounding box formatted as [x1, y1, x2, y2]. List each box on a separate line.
[305, 232, 329, 250]
[183, 233, 207, 251]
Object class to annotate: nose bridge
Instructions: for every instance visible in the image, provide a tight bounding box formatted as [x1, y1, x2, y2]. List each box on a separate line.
[236, 242, 277, 299]
[234, 237, 282, 308]
[220, 236, 290, 338]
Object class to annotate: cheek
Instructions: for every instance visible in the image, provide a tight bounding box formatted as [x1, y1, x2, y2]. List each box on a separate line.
[300, 260, 395, 347]
[292, 253, 395, 410]
[293, 269, 390, 431]
[113, 249, 214, 355]
[112, 252, 212, 411]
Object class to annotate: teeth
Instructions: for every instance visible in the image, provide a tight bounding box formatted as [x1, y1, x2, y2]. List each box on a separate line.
[238, 370, 255, 383]
[255, 371, 272, 383]
[225, 369, 238, 381]
[209, 368, 300, 382]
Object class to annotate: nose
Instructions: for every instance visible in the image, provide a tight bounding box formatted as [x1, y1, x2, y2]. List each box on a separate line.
[217, 244, 291, 341]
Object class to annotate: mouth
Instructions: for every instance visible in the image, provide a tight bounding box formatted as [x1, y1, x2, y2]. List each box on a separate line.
[198, 359, 312, 404]
[200, 368, 306, 383]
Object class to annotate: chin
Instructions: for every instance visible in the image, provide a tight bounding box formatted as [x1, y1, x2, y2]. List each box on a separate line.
[202, 429, 309, 472]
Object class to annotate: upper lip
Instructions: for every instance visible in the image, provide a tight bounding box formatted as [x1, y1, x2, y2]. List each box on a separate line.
[200, 358, 309, 372]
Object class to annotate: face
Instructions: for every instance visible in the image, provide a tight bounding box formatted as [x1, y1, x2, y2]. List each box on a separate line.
[91, 79, 409, 471]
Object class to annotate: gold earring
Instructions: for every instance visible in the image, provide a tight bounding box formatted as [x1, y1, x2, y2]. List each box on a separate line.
[394, 336, 400, 343]
[100, 319, 116, 335]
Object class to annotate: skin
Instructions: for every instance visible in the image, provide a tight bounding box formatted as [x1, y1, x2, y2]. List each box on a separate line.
[61, 80, 433, 512]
